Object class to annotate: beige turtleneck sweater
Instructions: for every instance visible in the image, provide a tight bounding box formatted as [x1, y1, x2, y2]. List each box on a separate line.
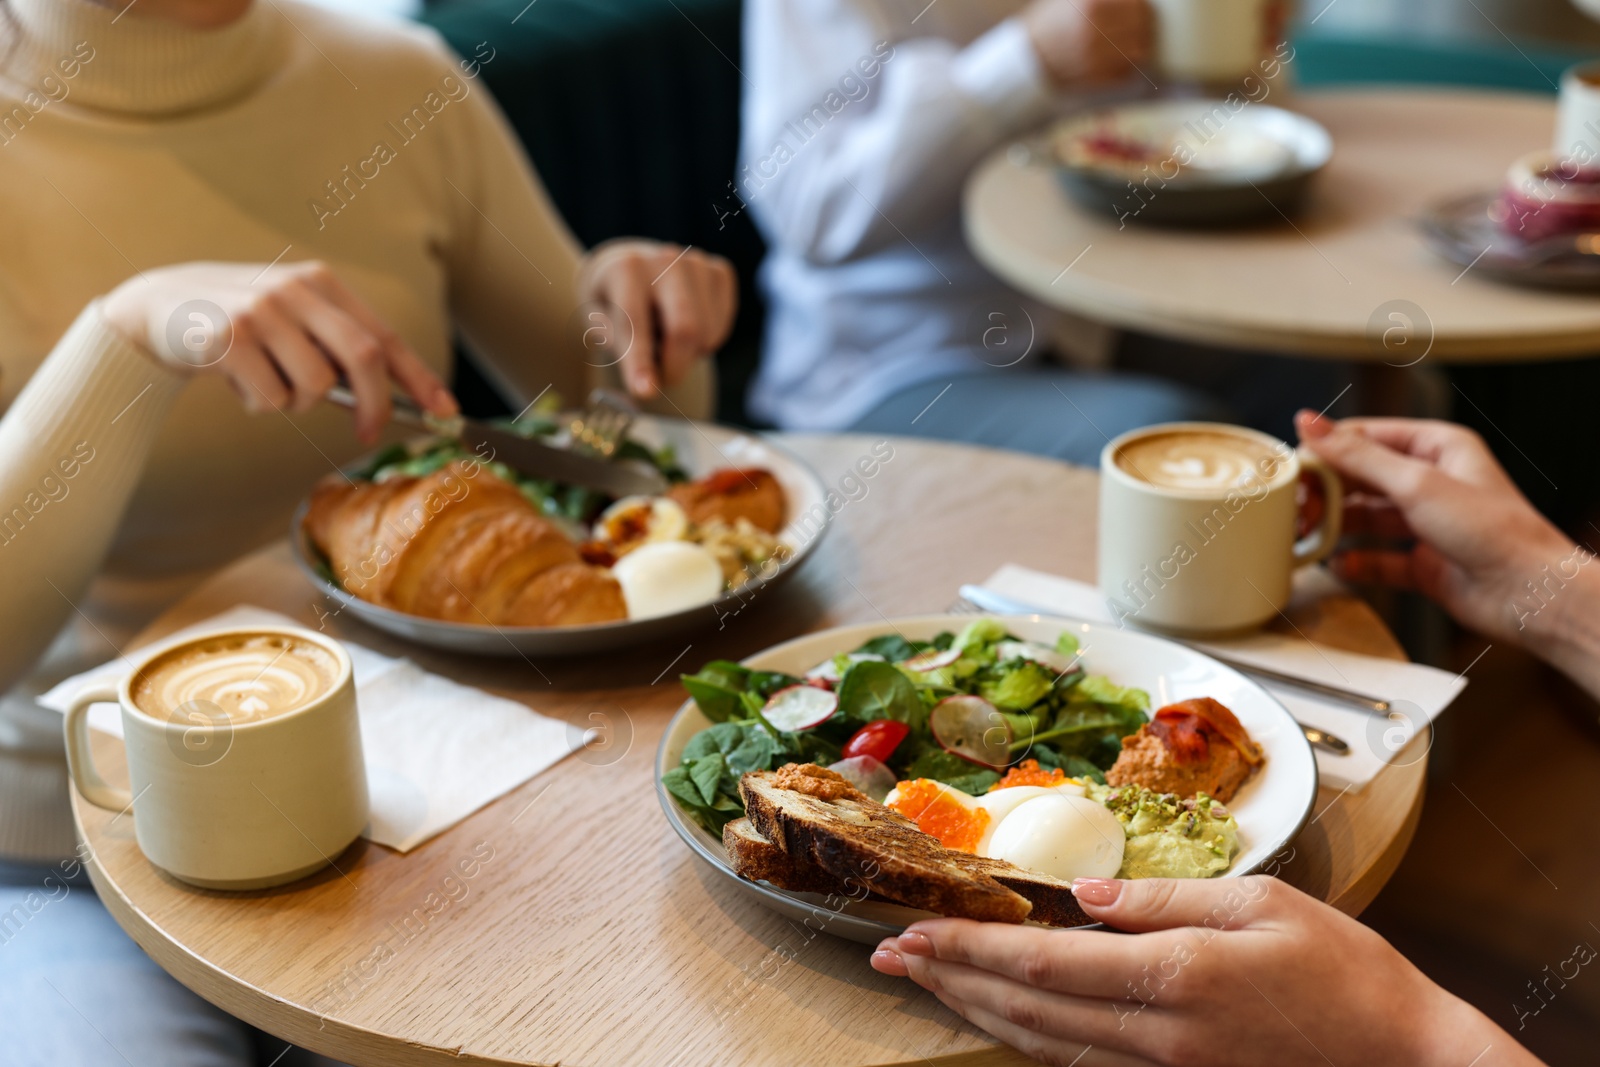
[0, 0, 708, 861]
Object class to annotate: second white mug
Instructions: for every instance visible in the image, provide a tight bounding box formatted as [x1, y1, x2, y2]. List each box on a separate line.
[1098, 422, 1342, 635]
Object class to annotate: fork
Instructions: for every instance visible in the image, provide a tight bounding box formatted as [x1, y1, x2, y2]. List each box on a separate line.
[568, 389, 636, 459]
[945, 596, 1351, 756]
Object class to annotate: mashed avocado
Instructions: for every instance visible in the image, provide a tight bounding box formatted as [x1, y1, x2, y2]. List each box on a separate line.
[1086, 783, 1239, 879]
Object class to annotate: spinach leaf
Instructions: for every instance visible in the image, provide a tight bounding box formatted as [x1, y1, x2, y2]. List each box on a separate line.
[837, 660, 923, 727]
[683, 721, 784, 776]
[851, 635, 923, 662]
[747, 670, 803, 700]
[1026, 746, 1108, 785]
[688, 752, 726, 806]
[680, 660, 753, 722]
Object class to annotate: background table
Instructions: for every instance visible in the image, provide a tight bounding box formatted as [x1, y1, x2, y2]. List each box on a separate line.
[75, 436, 1428, 1067]
[965, 88, 1600, 363]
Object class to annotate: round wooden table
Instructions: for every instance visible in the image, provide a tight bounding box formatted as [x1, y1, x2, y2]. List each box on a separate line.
[74, 435, 1428, 1067]
[965, 88, 1600, 363]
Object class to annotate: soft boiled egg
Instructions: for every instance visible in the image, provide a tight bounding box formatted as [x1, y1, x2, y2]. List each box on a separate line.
[884, 779, 1093, 857]
[610, 541, 724, 619]
[597, 496, 689, 555]
[985, 794, 1124, 881]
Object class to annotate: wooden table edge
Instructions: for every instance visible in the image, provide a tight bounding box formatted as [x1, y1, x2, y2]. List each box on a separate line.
[74, 794, 539, 1067]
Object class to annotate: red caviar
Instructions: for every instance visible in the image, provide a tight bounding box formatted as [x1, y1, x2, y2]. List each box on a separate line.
[887, 779, 989, 853]
[987, 759, 1067, 791]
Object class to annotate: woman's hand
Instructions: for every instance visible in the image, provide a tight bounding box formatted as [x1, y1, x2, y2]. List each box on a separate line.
[103, 260, 456, 443]
[1023, 0, 1153, 87]
[871, 877, 1529, 1067]
[1295, 412, 1596, 651]
[576, 239, 737, 400]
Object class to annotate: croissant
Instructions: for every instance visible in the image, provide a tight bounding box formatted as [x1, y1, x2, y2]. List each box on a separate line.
[304, 459, 626, 627]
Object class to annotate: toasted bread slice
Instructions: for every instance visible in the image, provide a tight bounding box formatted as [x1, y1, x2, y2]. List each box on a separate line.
[724, 818, 857, 895]
[738, 764, 1095, 926]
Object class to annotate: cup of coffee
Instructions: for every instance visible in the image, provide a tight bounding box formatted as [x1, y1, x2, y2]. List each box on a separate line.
[1149, 0, 1271, 84]
[1554, 60, 1600, 170]
[1098, 422, 1342, 635]
[63, 627, 368, 890]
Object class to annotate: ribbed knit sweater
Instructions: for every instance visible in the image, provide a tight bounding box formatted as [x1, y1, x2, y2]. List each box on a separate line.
[0, 0, 706, 861]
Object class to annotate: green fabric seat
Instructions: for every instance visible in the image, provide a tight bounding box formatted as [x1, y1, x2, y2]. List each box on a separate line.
[1291, 31, 1592, 94]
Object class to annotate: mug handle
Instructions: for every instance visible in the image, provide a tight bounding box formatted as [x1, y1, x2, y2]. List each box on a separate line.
[1292, 450, 1343, 566]
[63, 683, 134, 812]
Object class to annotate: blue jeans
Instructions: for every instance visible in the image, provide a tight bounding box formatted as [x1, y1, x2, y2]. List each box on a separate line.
[0, 861, 344, 1067]
[846, 369, 1228, 466]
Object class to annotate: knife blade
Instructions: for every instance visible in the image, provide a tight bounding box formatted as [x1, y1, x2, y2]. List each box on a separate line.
[326, 386, 668, 497]
[956, 584, 1392, 717]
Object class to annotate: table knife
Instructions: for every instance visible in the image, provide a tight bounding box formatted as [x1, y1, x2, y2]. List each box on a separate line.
[326, 386, 668, 497]
[957, 583, 1392, 728]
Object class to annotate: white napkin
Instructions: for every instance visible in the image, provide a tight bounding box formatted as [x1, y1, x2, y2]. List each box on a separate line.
[979, 565, 1466, 792]
[38, 606, 579, 852]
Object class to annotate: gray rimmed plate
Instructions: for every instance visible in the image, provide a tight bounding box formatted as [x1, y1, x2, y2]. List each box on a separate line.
[1052, 99, 1332, 227]
[656, 614, 1319, 944]
[289, 416, 830, 657]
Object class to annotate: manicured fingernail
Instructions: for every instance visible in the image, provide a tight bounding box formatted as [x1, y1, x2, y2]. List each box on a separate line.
[871, 948, 907, 976]
[897, 931, 933, 956]
[1072, 878, 1121, 906]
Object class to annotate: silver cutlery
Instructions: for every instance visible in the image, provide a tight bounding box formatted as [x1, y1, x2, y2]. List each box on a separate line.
[326, 386, 668, 498]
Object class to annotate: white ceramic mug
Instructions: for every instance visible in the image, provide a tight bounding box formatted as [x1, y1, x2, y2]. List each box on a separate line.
[1098, 422, 1342, 635]
[1554, 59, 1600, 169]
[63, 626, 368, 890]
[1150, 0, 1271, 83]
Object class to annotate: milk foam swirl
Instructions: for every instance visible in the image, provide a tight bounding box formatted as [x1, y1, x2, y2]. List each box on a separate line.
[1116, 431, 1283, 492]
[132, 634, 339, 723]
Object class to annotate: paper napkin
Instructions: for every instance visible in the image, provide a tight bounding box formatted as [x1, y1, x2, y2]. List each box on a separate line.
[978, 565, 1466, 792]
[38, 605, 579, 852]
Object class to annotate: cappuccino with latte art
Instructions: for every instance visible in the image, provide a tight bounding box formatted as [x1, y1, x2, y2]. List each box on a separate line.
[131, 632, 341, 724]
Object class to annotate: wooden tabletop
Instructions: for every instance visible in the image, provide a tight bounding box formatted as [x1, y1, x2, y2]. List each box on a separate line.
[965, 87, 1600, 362]
[75, 435, 1428, 1067]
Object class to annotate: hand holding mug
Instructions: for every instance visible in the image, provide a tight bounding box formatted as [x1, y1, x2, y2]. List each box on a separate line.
[1023, 0, 1154, 88]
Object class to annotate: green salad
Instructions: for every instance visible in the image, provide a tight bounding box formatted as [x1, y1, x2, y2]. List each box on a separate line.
[664, 618, 1152, 835]
[351, 400, 685, 527]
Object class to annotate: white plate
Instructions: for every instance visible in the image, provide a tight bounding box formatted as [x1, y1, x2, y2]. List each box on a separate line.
[656, 614, 1318, 944]
[290, 416, 831, 656]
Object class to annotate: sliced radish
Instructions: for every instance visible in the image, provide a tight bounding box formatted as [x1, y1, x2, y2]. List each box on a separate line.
[996, 640, 1078, 676]
[903, 648, 961, 671]
[930, 694, 1012, 768]
[827, 755, 897, 802]
[762, 684, 839, 732]
[804, 652, 883, 682]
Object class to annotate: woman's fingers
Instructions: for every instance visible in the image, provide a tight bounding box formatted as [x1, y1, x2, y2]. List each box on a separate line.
[248, 301, 338, 413]
[897, 953, 1149, 1050]
[884, 919, 1166, 998]
[276, 281, 392, 440]
[653, 253, 711, 390]
[298, 265, 458, 417]
[600, 255, 657, 398]
[220, 341, 290, 414]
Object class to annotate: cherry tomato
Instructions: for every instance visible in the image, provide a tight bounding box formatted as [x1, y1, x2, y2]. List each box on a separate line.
[842, 719, 910, 764]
